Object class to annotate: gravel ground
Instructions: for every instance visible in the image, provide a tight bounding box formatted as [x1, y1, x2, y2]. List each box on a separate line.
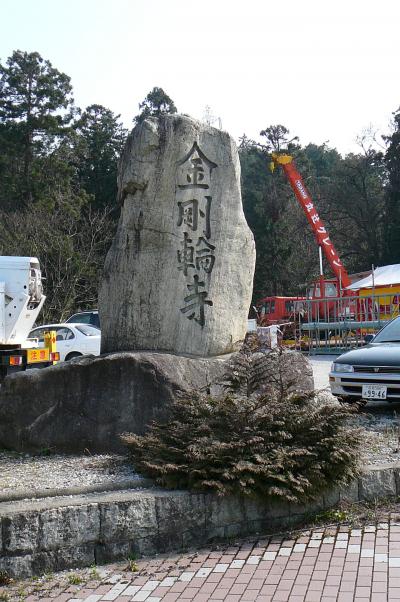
[315, 388, 400, 466]
[1, 355, 400, 497]
[0, 453, 140, 496]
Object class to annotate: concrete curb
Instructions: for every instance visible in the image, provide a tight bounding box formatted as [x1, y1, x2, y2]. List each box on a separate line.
[1, 463, 399, 579]
[0, 478, 154, 504]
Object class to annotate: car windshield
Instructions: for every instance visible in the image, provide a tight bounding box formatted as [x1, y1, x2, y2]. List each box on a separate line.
[75, 324, 100, 336]
[373, 317, 400, 343]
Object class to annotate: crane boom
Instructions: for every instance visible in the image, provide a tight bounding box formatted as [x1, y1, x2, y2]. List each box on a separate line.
[271, 153, 351, 289]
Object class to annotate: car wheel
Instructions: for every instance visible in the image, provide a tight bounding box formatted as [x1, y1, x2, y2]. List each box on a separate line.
[65, 352, 82, 361]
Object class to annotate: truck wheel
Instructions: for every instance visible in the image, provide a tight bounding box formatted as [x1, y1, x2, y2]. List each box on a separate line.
[65, 352, 82, 361]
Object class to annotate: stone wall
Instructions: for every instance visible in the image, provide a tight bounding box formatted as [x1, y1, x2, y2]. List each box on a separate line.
[1, 463, 399, 579]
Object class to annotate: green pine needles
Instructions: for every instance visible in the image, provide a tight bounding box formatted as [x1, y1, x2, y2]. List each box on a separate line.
[121, 352, 362, 503]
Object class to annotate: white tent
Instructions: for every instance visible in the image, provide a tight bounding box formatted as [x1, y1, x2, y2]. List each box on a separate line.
[347, 264, 400, 290]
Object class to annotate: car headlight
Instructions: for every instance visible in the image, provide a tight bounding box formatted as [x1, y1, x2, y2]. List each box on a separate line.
[332, 363, 354, 373]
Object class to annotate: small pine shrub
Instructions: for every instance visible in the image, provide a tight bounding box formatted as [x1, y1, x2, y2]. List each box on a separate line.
[121, 351, 362, 503]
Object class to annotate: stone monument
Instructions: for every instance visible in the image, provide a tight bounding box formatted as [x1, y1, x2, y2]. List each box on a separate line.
[99, 114, 256, 357]
[0, 115, 259, 453]
[0, 117, 312, 454]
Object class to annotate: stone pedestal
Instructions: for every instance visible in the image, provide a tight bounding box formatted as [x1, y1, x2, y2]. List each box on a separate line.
[0, 352, 228, 453]
[0, 350, 314, 454]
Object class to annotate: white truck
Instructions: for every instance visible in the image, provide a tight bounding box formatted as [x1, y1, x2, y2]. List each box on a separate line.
[0, 256, 57, 379]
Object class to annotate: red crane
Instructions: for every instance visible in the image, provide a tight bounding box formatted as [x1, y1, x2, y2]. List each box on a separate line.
[270, 152, 351, 294]
[257, 153, 354, 326]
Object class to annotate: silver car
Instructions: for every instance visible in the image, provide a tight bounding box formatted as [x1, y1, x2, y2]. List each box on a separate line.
[330, 316, 400, 403]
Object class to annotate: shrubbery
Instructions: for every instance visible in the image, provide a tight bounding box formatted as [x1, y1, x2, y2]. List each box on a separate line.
[122, 352, 362, 503]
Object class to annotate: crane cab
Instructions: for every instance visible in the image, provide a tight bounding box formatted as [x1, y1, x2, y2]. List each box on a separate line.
[307, 279, 339, 300]
[257, 295, 306, 325]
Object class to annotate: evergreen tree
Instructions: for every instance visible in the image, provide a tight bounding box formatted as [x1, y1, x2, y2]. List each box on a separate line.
[321, 148, 386, 270]
[134, 86, 177, 124]
[383, 109, 400, 263]
[0, 50, 74, 206]
[74, 104, 127, 209]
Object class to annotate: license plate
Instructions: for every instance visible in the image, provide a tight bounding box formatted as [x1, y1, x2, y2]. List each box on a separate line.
[27, 348, 50, 364]
[362, 384, 387, 400]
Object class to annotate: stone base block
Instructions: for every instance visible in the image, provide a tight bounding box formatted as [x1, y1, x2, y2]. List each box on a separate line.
[0, 351, 228, 453]
[0, 349, 313, 454]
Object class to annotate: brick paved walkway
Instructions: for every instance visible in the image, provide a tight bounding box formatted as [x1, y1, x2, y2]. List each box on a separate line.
[3, 519, 400, 601]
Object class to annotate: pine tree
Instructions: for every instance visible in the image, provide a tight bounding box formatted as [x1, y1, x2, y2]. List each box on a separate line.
[134, 87, 177, 124]
[75, 104, 127, 209]
[0, 50, 74, 206]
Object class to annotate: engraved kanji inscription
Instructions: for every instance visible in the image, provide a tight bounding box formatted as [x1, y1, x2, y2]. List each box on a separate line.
[177, 199, 198, 231]
[180, 275, 213, 327]
[177, 232, 195, 276]
[195, 237, 215, 273]
[177, 197, 211, 238]
[177, 142, 217, 190]
[176, 142, 218, 328]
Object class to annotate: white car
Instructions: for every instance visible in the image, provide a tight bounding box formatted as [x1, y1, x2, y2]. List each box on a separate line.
[28, 323, 101, 362]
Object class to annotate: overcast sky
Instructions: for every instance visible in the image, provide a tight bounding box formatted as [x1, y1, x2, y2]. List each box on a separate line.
[2, 0, 400, 155]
